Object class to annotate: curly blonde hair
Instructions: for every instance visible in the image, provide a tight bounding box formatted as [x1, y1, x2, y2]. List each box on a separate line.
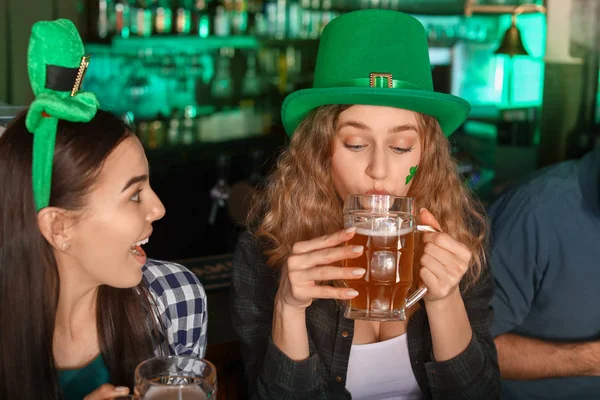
[248, 104, 488, 289]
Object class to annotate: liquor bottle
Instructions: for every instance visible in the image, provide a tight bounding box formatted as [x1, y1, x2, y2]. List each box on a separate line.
[211, 50, 234, 109]
[155, 0, 174, 34]
[193, 0, 211, 37]
[131, 0, 153, 37]
[97, 0, 117, 39]
[213, 2, 231, 37]
[181, 105, 197, 145]
[231, 0, 248, 35]
[175, 0, 193, 34]
[115, 0, 132, 38]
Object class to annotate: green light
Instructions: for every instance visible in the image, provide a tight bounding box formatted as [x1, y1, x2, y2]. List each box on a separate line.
[451, 13, 546, 112]
[142, 9, 152, 37]
[237, 12, 248, 34]
[185, 105, 197, 118]
[163, 9, 173, 34]
[199, 16, 210, 38]
[509, 13, 546, 106]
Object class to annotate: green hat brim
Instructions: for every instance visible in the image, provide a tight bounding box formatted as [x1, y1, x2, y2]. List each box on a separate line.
[281, 87, 471, 137]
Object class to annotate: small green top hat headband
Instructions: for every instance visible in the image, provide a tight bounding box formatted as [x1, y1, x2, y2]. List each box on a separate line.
[25, 19, 99, 211]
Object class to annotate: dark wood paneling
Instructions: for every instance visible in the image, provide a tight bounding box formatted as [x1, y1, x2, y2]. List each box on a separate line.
[0, 0, 9, 102]
[7, 0, 53, 105]
[6, 0, 88, 105]
[56, 0, 89, 38]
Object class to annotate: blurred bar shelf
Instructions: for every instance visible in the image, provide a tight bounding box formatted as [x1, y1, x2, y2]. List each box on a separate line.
[143, 132, 287, 165]
[86, 36, 320, 54]
[86, 36, 452, 66]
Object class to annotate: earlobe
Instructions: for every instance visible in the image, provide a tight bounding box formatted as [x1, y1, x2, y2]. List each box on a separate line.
[37, 207, 72, 250]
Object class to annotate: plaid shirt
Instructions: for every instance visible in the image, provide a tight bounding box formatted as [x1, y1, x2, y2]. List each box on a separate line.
[143, 259, 208, 359]
[231, 233, 500, 399]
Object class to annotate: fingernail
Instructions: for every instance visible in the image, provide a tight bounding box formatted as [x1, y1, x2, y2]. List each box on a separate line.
[352, 268, 366, 276]
[115, 387, 129, 392]
[345, 227, 357, 234]
[347, 290, 359, 297]
[420, 207, 427, 212]
[352, 245, 364, 253]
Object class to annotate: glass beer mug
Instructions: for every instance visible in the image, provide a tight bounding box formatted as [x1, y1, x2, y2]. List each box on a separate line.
[342, 194, 437, 321]
[132, 356, 217, 399]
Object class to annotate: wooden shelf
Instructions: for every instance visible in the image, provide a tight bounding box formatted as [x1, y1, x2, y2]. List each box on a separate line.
[85, 36, 320, 55]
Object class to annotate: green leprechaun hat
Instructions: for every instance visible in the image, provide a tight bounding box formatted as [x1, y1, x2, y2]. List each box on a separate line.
[26, 19, 98, 210]
[281, 9, 470, 137]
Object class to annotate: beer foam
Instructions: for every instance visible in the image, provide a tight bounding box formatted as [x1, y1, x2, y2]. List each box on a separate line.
[355, 227, 413, 237]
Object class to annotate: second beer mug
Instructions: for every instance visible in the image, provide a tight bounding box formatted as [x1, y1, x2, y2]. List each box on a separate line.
[134, 356, 216, 399]
[342, 194, 437, 321]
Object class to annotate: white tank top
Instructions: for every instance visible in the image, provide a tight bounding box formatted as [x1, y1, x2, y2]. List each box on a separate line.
[345, 333, 422, 400]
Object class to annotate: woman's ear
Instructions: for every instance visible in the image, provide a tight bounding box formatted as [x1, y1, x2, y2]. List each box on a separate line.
[37, 207, 75, 251]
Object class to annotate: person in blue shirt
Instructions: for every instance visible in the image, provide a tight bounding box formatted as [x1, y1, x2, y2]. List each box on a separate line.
[488, 146, 600, 399]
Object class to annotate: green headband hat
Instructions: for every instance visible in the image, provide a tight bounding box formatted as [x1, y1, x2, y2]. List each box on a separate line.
[25, 19, 99, 211]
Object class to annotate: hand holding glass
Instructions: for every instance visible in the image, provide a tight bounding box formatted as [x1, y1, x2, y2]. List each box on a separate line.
[342, 194, 437, 321]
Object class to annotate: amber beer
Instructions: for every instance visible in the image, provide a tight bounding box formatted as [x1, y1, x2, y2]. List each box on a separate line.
[343, 226, 416, 320]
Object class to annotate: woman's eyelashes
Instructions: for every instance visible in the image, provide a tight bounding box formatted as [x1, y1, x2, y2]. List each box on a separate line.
[390, 146, 413, 154]
[344, 143, 366, 151]
[343, 143, 413, 154]
[130, 189, 143, 202]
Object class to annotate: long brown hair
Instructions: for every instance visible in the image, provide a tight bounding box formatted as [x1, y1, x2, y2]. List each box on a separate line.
[249, 104, 488, 288]
[0, 110, 162, 399]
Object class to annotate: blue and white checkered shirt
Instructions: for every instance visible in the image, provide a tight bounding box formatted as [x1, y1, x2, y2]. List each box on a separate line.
[142, 259, 208, 359]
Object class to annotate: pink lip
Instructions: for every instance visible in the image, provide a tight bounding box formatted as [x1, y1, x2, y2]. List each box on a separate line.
[366, 190, 390, 195]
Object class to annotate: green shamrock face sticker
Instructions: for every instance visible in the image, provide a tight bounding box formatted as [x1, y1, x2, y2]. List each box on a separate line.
[405, 165, 418, 185]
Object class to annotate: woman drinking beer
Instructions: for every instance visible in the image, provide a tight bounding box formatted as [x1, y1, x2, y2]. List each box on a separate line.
[0, 20, 207, 400]
[231, 10, 500, 399]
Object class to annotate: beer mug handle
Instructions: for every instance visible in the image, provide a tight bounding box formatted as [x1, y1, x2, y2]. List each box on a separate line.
[405, 224, 438, 309]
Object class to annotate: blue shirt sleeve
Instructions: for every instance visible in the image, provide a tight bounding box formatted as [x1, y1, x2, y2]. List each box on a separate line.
[487, 188, 550, 337]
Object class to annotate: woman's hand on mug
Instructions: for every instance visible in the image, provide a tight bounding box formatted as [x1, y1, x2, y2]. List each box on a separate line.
[276, 227, 366, 311]
[418, 208, 472, 303]
[83, 384, 130, 400]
